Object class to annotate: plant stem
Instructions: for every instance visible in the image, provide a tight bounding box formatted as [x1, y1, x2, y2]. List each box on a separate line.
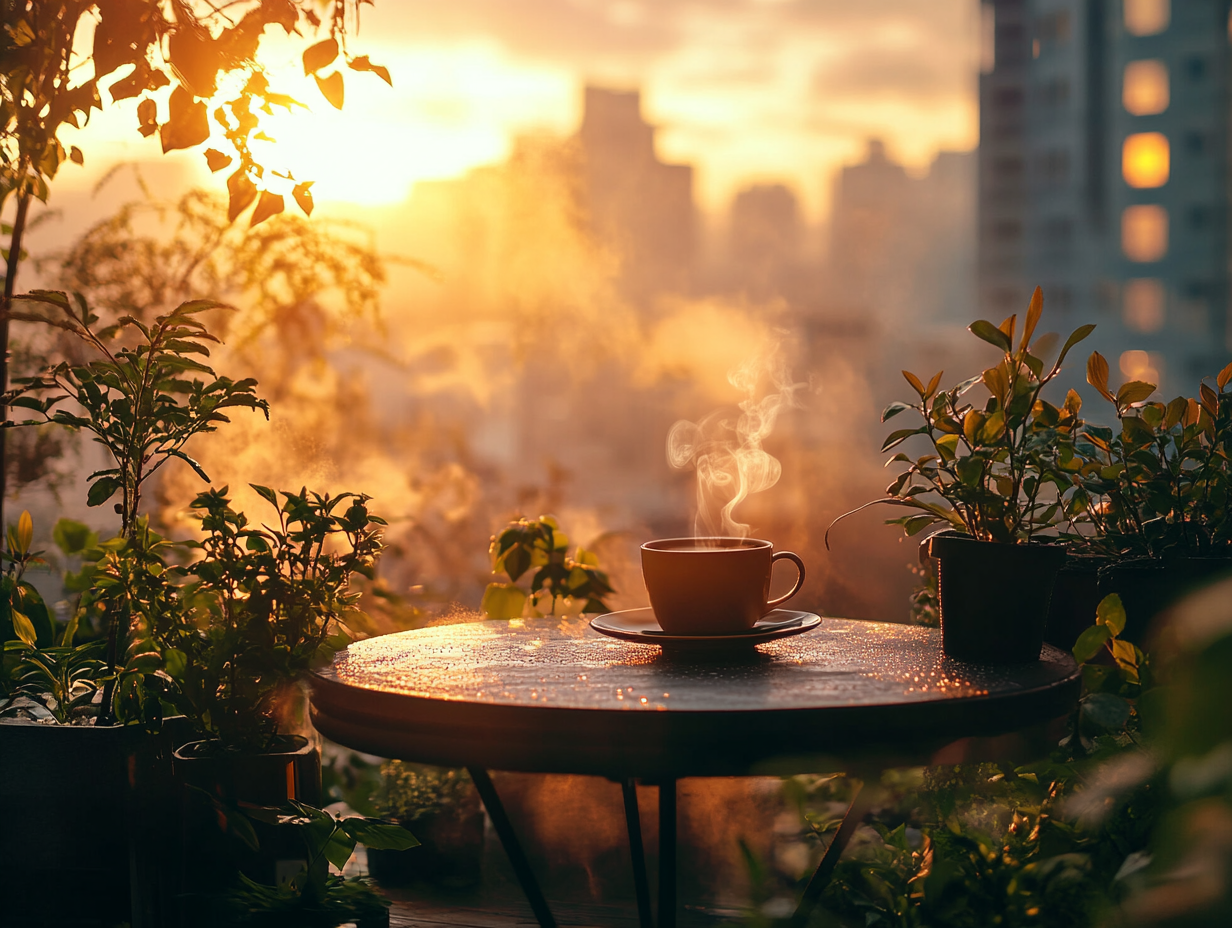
[1, 190, 33, 534]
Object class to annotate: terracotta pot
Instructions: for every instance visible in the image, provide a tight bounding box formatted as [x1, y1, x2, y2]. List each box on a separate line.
[926, 531, 1066, 663]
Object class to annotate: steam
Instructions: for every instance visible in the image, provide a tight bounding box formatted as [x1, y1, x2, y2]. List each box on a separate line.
[667, 340, 805, 537]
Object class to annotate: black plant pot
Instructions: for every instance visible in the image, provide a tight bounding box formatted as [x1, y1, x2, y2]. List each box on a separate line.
[1044, 554, 1109, 650]
[367, 808, 485, 890]
[173, 735, 323, 924]
[0, 720, 136, 927]
[0, 717, 187, 928]
[926, 532, 1066, 663]
[1098, 556, 1232, 643]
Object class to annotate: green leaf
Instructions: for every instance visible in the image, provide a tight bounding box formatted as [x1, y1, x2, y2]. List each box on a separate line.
[1095, 593, 1126, 636]
[343, 818, 420, 850]
[969, 320, 1011, 352]
[10, 610, 37, 647]
[1116, 380, 1156, 406]
[52, 518, 96, 555]
[87, 476, 122, 507]
[481, 583, 526, 619]
[1073, 624, 1111, 663]
[164, 648, 187, 678]
[1057, 324, 1097, 367]
[881, 402, 911, 422]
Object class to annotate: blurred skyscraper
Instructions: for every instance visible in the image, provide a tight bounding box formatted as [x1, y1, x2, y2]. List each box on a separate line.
[829, 139, 976, 326]
[575, 86, 697, 304]
[979, 0, 1232, 393]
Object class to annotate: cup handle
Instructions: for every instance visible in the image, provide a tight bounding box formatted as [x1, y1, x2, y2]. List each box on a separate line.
[766, 551, 806, 608]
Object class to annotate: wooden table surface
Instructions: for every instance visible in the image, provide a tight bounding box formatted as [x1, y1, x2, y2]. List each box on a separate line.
[311, 616, 1080, 778]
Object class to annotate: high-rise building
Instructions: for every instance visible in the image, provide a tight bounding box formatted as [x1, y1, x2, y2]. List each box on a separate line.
[979, 0, 1231, 394]
[575, 86, 696, 304]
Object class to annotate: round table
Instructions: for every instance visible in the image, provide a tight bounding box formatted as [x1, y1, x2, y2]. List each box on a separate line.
[311, 616, 1080, 928]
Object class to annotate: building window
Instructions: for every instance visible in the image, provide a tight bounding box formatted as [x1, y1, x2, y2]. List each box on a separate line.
[1123, 132, 1170, 188]
[1119, 350, 1164, 388]
[1122, 205, 1168, 262]
[992, 220, 1022, 242]
[1124, 0, 1169, 37]
[1189, 206, 1209, 230]
[993, 87, 1024, 108]
[1041, 216, 1074, 243]
[1036, 149, 1071, 184]
[1123, 279, 1166, 332]
[1123, 60, 1169, 115]
[1041, 77, 1071, 106]
[1185, 130, 1206, 155]
[1187, 57, 1206, 81]
[993, 156, 1024, 179]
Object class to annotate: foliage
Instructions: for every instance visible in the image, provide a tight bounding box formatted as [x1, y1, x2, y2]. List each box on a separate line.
[373, 761, 477, 824]
[0, 508, 51, 646]
[195, 796, 416, 927]
[1065, 358, 1232, 558]
[4, 292, 268, 538]
[829, 287, 1094, 545]
[1, 0, 387, 225]
[906, 561, 939, 628]
[482, 515, 614, 618]
[152, 485, 384, 752]
[42, 187, 390, 342]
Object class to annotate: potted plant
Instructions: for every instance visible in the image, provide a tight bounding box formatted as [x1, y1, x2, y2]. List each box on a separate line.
[0, 293, 267, 925]
[366, 761, 485, 889]
[154, 482, 384, 890]
[1060, 355, 1232, 642]
[827, 287, 1094, 662]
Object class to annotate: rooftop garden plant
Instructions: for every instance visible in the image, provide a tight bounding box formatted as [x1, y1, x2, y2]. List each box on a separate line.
[482, 515, 614, 618]
[828, 287, 1095, 546]
[1066, 355, 1232, 558]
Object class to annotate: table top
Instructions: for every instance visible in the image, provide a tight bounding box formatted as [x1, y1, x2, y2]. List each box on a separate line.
[310, 616, 1081, 778]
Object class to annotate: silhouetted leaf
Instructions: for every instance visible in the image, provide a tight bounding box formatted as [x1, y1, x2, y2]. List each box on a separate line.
[204, 148, 232, 173]
[1056, 324, 1096, 367]
[249, 190, 284, 228]
[160, 87, 210, 153]
[69, 146, 83, 165]
[226, 169, 257, 222]
[348, 55, 392, 86]
[314, 70, 344, 109]
[293, 181, 314, 216]
[302, 38, 339, 75]
[136, 97, 158, 137]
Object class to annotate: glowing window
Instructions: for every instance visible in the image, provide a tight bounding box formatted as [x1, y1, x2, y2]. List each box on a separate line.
[1123, 133, 1170, 187]
[1123, 60, 1169, 115]
[1125, 0, 1169, 36]
[1122, 205, 1168, 262]
[1119, 350, 1164, 388]
[1123, 279, 1166, 332]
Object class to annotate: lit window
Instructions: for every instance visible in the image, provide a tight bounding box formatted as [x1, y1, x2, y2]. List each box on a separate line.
[1125, 0, 1169, 36]
[1123, 279, 1166, 332]
[1123, 133, 1170, 187]
[1119, 350, 1164, 388]
[1123, 60, 1169, 114]
[1122, 205, 1168, 262]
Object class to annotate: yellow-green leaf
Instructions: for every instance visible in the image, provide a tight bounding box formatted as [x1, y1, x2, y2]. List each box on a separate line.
[16, 510, 32, 556]
[481, 583, 526, 620]
[1095, 593, 1126, 636]
[1021, 286, 1043, 350]
[11, 610, 37, 647]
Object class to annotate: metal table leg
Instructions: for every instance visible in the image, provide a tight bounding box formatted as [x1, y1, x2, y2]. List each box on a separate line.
[789, 781, 873, 928]
[659, 778, 677, 928]
[622, 779, 655, 928]
[467, 768, 557, 928]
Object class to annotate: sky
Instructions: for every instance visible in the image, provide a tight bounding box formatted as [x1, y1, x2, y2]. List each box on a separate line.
[53, 0, 981, 223]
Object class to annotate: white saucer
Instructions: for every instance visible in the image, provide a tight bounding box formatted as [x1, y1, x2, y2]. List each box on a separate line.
[589, 608, 821, 650]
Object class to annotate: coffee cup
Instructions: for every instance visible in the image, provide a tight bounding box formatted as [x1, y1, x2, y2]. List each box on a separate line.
[641, 537, 806, 635]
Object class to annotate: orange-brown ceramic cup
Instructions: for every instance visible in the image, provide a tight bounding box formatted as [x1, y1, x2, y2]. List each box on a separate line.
[641, 537, 806, 635]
